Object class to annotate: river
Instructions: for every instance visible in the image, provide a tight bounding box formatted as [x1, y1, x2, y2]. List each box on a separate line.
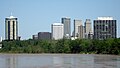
[0, 54, 119, 68]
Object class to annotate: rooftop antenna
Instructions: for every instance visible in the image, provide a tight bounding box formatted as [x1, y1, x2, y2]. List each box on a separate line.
[11, 12, 13, 16]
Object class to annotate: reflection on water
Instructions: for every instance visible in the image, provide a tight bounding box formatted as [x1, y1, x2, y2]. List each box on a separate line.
[53, 57, 63, 67]
[6, 55, 17, 68]
[0, 54, 119, 68]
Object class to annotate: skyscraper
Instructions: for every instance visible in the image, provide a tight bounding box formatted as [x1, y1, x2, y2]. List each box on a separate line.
[94, 17, 117, 40]
[78, 25, 85, 39]
[85, 19, 92, 39]
[5, 15, 18, 40]
[51, 23, 64, 40]
[74, 19, 82, 37]
[61, 17, 71, 39]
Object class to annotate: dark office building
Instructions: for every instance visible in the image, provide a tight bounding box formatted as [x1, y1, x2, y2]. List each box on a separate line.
[38, 32, 51, 40]
[94, 17, 117, 40]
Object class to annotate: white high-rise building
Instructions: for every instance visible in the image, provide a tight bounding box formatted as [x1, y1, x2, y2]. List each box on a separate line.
[85, 19, 92, 39]
[74, 19, 82, 37]
[51, 23, 64, 40]
[5, 15, 18, 40]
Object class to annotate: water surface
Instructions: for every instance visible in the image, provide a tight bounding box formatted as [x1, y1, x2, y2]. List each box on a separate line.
[0, 54, 119, 68]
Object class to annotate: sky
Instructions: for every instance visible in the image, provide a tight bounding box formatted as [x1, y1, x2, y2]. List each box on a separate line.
[0, 0, 120, 40]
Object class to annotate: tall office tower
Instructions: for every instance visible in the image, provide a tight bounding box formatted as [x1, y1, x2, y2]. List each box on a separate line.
[85, 19, 92, 39]
[5, 15, 18, 40]
[74, 19, 82, 37]
[61, 17, 71, 39]
[94, 17, 117, 40]
[78, 25, 85, 39]
[51, 23, 64, 40]
[38, 32, 51, 40]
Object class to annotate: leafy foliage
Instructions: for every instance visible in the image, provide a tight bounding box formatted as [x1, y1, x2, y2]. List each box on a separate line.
[0, 38, 120, 55]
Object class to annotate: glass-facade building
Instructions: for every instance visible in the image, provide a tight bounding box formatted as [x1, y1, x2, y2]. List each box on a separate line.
[61, 17, 71, 39]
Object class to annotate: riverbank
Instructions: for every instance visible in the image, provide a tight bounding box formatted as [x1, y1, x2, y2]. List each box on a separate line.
[0, 53, 120, 57]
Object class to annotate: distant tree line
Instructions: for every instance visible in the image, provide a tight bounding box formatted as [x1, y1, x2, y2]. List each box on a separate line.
[0, 38, 120, 55]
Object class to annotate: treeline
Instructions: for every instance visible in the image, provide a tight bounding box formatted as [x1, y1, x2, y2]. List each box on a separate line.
[0, 38, 120, 55]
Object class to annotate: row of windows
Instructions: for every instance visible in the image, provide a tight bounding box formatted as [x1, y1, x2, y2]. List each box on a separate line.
[5, 18, 17, 20]
[94, 20, 116, 23]
[94, 22, 116, 26]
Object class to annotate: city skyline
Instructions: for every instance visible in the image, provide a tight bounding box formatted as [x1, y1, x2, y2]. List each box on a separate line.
[0, 0, 120, 39]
